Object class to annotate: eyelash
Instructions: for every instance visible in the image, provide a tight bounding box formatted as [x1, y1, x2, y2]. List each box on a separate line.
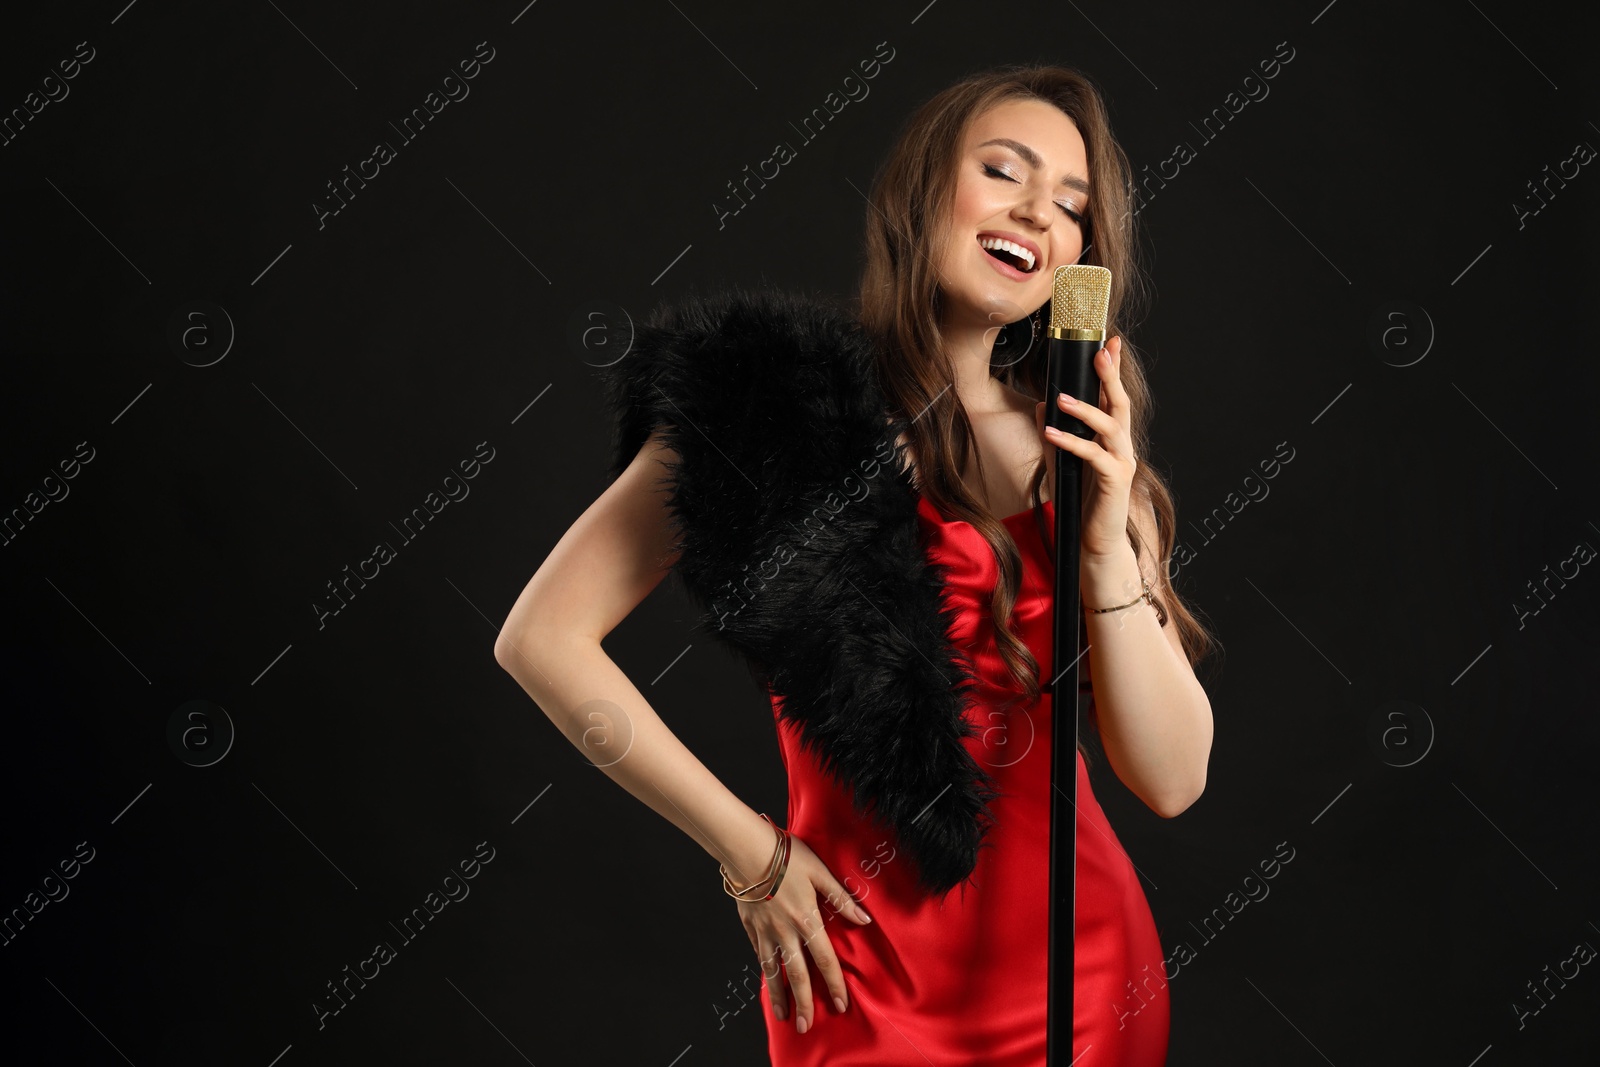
[982, 163, 1084, 223]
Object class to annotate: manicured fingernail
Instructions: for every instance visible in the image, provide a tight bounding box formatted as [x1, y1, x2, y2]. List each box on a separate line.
[835, 996, 847, 1013]
[797, 1015, 809, 1034]
[858, 906, 872, 923]
[1059, 392, 1077, 406]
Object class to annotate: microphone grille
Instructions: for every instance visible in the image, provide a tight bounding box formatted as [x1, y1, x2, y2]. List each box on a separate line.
[1049, 264, 1111, 333]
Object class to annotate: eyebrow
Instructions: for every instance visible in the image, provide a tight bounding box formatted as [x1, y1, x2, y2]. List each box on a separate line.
[977, 137, 1090, 196]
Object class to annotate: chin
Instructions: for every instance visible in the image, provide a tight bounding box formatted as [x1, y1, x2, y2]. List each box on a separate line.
[951, 279, 1045, 325]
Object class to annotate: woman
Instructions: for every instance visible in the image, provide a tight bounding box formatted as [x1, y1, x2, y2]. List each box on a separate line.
[495, 64, 1216, 1065]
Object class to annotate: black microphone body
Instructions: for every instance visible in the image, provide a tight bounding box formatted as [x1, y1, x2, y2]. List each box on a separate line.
[1040, 262, 1111, 1066]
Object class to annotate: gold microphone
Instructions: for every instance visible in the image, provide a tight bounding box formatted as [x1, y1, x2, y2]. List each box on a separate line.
[1048, 263, 1111, 341]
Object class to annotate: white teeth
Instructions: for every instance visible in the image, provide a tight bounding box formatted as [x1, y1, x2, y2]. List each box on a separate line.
[979, 236, 1037, 272]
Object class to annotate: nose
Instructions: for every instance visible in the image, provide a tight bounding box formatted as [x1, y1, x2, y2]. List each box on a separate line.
[1012, 187, 1053, 235]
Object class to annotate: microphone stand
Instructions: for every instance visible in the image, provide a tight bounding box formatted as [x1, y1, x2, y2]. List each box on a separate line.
[1042, 264, 1110, 1065]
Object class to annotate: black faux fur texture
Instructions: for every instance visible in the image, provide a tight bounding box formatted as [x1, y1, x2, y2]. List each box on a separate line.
[598, 284, 1005, 901]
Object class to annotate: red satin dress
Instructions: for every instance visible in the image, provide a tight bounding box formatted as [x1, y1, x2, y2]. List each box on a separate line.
[763, 495, 1170, 1066]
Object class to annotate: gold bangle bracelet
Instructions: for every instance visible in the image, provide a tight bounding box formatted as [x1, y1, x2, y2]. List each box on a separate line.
[720, 817, 780, 899]
[720, 813, 791, 902]
[1086, 576, 1169, 627]
[721, 819, 788, 901]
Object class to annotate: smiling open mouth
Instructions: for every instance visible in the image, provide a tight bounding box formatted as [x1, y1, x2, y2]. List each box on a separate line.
[978, 236, 1038, 273]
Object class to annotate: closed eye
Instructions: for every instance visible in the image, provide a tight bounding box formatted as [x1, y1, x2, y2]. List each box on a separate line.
[982, 163, 1084, 224]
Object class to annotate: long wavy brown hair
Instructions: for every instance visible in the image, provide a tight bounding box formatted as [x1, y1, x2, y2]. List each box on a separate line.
[855, 64, 1218, 762]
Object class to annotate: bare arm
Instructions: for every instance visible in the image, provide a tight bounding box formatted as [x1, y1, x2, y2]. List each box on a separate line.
[492, 433, 783, 890]
[1080, 486, 1213, 817]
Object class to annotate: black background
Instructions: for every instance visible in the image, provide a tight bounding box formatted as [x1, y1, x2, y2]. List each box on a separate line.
[3, 1, 1597, 1064]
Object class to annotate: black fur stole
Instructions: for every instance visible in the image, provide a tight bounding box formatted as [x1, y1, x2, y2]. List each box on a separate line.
[599, 284, 1002, 901]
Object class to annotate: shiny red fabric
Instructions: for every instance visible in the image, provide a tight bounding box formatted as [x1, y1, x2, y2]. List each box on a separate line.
[764, 495, 1170, 1065]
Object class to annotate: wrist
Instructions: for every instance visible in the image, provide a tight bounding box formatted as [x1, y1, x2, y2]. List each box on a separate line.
[1080, 543, 1143, 608]
[720, 810, 784, 892]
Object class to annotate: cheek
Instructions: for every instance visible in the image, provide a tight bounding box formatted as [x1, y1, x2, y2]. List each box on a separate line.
[941, 186, 984, 269]
[949, 178, 990, 228]
[1053, 230, 1086, 269]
